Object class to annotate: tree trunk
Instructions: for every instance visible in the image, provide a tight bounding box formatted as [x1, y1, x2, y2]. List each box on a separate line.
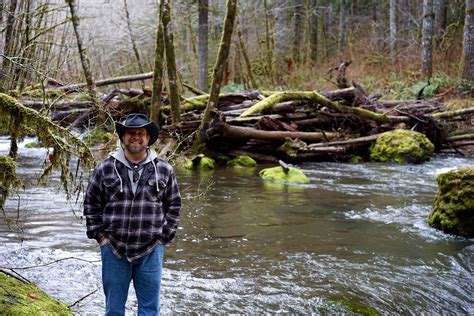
[274, 0, 288, 58]
[193, 0, 237, 153]
[434, 0, 447, 39]
[198, 0, 209, 92]
[123, 0, 145, 78]
[0, 0, 4, 24]
[389, 0, 397, 63]
[327, 4, 335, 56]
[0, 0, 18, 92]
[150, 1, 164, 124]
[292, 0, 303, 64]
[338, 0, 347, 52]
[309, 0, 318, 65]
[65, 0, 102, 123]
[263, 0, 273, 79]
[162, 0, 181, 124]
[274, 0, 288, 83]
[237, 26, 257, 89]
[421, 0, 434, 78]
[461, 0, 474, 80]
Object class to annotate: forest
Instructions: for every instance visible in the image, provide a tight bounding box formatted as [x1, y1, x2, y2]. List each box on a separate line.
[0, 0, 473, 200]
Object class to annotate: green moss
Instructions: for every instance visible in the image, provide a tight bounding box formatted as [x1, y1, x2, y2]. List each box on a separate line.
[85, 126, 116, 145]
[24, 141, 41, 148]
[0, 272, 72, 315]
[0, 93, 95, 203]
[0, 155, 22, 209]
[369, 129, 434, 164]
[227, 155, 257, 168]
[428, 166, 474, 237]
[349, 155, 364, 163]
[183, 156, 215, 171]
[259, 166, 310, 184]
[74, 92, 91, 101]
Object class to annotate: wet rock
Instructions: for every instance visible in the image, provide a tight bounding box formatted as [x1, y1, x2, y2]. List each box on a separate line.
[369, 129, 434, 164]
[259, 165, 310, 183]
[227, 155, 257, 168]
[428, 166, 474, 237]
[183, 155, 215, 170]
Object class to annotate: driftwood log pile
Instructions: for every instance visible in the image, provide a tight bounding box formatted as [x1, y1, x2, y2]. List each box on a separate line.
[19, 72, 474, 163]
[160, 86, 473, 162]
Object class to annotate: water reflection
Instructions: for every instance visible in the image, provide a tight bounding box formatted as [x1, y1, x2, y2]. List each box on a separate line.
[0, 137, 473, 314]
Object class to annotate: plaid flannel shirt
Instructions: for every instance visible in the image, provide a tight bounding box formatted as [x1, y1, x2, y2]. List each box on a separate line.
[84, 154, 181, 262]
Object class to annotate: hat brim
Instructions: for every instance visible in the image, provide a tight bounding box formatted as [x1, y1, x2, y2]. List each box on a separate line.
[116, 121, 159, 146]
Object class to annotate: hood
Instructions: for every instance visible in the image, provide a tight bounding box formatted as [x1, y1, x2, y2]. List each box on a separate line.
[110, 148, 159, 193]
[110, 148, 158, 168]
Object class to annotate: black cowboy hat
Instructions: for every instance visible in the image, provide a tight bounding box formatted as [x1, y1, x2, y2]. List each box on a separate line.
[115, 113, 159, 146]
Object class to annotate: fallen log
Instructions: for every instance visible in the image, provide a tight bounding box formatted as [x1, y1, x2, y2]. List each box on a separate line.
[208, 122, 338, 142]
[298, 146, 347, 153]
[240, 90, 410, 124]
[21, 99, 92, 111]
[51, 108, 90, 125]
[430, 107, 474, 119]
[228, 149, 279, 162]
[53, 72, 154, 92]
[446, 133, 474, 142]
[306, 134, 380, 148]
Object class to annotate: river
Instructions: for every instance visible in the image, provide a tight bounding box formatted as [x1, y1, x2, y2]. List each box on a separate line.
[0, 136, 472, 314]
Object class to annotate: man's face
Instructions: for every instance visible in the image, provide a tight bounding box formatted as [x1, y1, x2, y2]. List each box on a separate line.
[123, 128, 150, 154]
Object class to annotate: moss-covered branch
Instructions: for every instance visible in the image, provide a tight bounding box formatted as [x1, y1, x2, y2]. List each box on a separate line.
[239, 90, 409, 123]
[0, 93, 95, 209]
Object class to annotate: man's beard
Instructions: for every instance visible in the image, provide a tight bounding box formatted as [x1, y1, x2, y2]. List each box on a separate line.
[125, 142, 147, 154]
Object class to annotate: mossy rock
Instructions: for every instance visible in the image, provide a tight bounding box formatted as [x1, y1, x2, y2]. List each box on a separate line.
[428, 166, 474, 237]
[259, 166, 310, 184]
[349, 155, 364, 163]
[369, 129, 434, 164]
[227, 155, 257, 168]
[183, 156, 215, 171]
[25, 141, 41, 148]
[0, 272, 72, 315]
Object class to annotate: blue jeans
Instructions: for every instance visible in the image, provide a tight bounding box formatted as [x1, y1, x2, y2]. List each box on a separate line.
[100, 243, 164, 316]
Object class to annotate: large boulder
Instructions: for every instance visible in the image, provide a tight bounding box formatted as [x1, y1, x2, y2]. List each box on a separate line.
[259, 166, 310, 184]
[428, 166, 474, 237]
[227, 155, 257, 168]
[369, 129, 434, 164]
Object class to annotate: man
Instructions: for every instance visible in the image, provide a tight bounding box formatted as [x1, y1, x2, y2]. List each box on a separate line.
[84, 113, 181, 315]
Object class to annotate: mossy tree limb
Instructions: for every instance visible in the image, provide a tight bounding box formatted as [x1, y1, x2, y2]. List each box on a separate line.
[239, 90, 409, 124]
[0, 93, 95, 209]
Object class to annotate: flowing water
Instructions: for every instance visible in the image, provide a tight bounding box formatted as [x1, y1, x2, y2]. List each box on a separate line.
[0, 136, 472, 314]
